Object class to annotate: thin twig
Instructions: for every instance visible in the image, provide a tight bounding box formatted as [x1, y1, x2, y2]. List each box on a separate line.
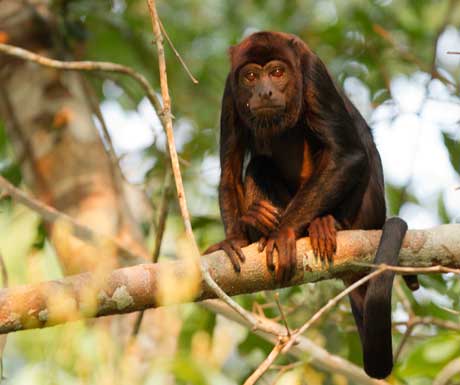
[410, 316, 460, 331]
[447, 51, 460, 54]
[430, 0, 455, 72]
[274, 293, 291, 337]
[245, 266, 391, 382]
[243, 342, 285, 385]
[394, 278, 414, 316]
[151, 168, 172, 263]
[393, 323, 414, 364]
[352, 262, 460, 275]
[203, 300, 391, 385]
[132, 168, 172, 336]
[0, 176, 145, 263]
[80, 76, 126, 228]
[159, 20, 198, 84]
[372, 24, 456, 87]
[269, 362, 303, 385]
[146, 0, 266, 331]
[0, 43, 163, 118]
[282, 267, 387, 354]
[433, 357, 460, 385]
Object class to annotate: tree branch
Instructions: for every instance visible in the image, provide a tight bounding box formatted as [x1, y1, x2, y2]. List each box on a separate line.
[203, 300, 390, 385]
[0, 225, 459, 335]
[145, 0, 261, 330]
[0, 176, 146, 264]
[0, 43, 163, 114]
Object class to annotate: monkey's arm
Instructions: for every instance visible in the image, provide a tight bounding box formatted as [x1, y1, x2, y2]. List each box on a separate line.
[204, 77, 249, 271]
[279, 148, 367, 232]
[280, 53, 369, 232]
[265, 53, 368, 281]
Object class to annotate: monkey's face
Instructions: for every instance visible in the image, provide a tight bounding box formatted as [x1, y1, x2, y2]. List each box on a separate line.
[235, 59, 302, 136]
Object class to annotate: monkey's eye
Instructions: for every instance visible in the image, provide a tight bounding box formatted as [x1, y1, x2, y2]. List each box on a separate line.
[271, 68, 285, 77]
[244, 71, 257, 82]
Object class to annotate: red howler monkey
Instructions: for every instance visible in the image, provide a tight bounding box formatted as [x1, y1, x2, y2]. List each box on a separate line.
[205, 31, 418, 379]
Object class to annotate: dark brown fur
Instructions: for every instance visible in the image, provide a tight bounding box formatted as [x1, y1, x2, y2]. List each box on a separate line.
[206, 31, 417, 379]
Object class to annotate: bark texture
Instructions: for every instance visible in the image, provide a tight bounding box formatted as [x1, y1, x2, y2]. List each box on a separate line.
[0, 225, 458, 334]
[0, 0, 148, 274]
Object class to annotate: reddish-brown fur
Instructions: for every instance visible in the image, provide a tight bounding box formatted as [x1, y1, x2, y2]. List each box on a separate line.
[205, 31, 417, 379]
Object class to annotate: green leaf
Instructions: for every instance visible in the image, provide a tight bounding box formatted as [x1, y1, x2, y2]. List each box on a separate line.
[178, 305, 216, 351]
[442, 132, 460, 175]
[437, 192, 450, 223]
[398, 333, 460, 378]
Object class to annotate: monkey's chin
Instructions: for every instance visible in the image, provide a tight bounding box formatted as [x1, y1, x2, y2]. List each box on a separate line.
[251, 113, 289, 137]
[248, 114, 290, 155]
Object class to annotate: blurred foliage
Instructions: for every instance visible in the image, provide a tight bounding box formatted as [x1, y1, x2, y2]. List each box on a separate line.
[0, 0, 459, 384]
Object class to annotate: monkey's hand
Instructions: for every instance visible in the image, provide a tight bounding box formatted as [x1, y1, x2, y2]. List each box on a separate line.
[204, 237, 249, 273]
[264, 226, 297, 283]
[308, 215, 337, 263]
[241, 200, 281, 236]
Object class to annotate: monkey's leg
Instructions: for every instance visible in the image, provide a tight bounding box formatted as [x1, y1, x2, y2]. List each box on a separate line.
[403, 275, 419, 291]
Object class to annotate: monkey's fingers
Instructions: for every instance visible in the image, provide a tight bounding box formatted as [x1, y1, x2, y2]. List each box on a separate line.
[241, 214, 271, 235]
[272, 240, 286, 283]
[280, 229, 297, 282]
[256, 200, 280, 215]
[204, 242, 221, 254]
[308, 220, 320, 259]
[229, 240, 247, 263]
[276, 243, 291, 283]
[325, 215, 337, 263]
[248, 209, 278, 231]
[258, 237, 267, 252]
[204, 239, 247, 273]
[308, 216, 337, 263]
[275, 242, 288, 283]
[221, 243, 242, 272]
[265, 239, 276, 271]
[287, 235, 297, 281]
[250, 201, 280, 225]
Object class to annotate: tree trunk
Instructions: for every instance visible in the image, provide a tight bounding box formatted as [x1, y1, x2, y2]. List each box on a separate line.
[0, 0, 148, 274]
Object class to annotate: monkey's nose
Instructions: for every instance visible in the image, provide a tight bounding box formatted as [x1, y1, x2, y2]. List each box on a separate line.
[259, 90, 273, 99]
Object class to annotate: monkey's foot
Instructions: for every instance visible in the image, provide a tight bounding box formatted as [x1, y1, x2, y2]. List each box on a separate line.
[308, 215, 337, 262]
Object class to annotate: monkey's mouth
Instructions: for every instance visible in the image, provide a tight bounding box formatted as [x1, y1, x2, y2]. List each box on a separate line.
[252, 105, 284, 114]
[250, 111, 287, 132]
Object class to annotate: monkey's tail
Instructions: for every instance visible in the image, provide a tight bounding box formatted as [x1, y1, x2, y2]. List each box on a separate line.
[361, 217, 407, 378]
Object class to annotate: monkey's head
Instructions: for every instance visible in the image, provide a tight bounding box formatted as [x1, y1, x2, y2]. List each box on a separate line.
[229, 32, 308, 137]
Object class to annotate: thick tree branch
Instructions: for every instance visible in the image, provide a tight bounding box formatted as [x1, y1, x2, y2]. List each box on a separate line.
[0, 225, 459, 335]
[0, 176, 146, 264]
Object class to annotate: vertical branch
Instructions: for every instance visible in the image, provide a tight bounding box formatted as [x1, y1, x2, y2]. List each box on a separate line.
[151, 168, 172, 263]
[145, 0, 266, 329]
[146, 0, 193, 238]
[132, 168, 172, 336]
